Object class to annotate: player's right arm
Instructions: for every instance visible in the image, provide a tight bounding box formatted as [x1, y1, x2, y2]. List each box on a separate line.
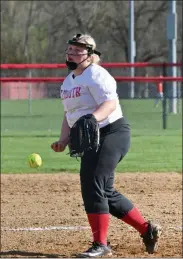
[51, 112, 70, 152]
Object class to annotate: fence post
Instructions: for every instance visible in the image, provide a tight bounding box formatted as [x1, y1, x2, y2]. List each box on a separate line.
[162, 63, 167, 129]
[28, 70, 32, 115]
[177, 67, 181, 113]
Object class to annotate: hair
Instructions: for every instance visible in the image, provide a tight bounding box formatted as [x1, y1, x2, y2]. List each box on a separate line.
[72, 34, 101, 64]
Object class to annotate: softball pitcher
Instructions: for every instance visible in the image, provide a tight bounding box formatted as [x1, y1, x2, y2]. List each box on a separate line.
[51, 33, 162, 258]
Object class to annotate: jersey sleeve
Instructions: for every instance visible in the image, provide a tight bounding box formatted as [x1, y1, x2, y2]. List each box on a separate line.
[60, 79, 67, 112]
[88, 70, 118, 105]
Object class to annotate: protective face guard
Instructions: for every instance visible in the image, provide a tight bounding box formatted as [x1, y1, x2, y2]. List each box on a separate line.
[67, 34, 101, 57]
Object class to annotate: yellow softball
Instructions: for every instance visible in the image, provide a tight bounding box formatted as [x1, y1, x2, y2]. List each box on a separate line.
[28, 153, 42, 168]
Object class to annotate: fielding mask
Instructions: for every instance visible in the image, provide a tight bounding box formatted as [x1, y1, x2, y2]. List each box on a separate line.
[65, 58, 88, 70]
[65, 34, 101, 70]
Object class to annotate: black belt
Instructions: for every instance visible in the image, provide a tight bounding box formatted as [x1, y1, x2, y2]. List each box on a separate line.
[100, 117, 127, 135]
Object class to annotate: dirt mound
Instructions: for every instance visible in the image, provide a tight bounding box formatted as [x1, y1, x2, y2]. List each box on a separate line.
[1, 172, 182, 257]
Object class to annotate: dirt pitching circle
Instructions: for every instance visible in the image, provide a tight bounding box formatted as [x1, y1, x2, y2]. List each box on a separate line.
[1, 172, 182, 258]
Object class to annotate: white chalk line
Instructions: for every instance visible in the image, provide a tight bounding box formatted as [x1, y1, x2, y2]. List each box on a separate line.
[1, 226, 90, 232]
[1, 225, 182, 232]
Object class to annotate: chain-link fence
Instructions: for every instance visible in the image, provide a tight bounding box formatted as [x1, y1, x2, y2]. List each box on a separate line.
[1, 64, 182, 137]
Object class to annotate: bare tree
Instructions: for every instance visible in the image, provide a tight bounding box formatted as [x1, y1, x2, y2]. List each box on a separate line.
[1, 0, 182, 67]
[102, 1, 169, 63]
[22, 1, 34, 58]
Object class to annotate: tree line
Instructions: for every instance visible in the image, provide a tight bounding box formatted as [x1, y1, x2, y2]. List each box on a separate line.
[1, 1, 182, 64]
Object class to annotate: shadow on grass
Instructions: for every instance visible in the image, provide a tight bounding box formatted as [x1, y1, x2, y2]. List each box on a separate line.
[2, 115, 46, 118]
[49, 168, 79, 173]
[2, 135, 57, 138]
[2, 114, 60, 118]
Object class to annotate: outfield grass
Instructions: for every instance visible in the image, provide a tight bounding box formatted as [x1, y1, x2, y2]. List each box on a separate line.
[1, 99, 182, 173]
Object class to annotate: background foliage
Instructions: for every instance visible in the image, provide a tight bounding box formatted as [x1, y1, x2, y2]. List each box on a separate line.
[1, 0, 182, 65]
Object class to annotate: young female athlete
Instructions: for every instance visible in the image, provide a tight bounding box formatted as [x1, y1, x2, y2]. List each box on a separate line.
[51, 33, 161, 258]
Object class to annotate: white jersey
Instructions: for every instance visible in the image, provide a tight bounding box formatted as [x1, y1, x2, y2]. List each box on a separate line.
[60, 63, 123, 128]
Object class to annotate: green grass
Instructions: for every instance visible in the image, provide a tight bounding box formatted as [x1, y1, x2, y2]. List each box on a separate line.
[1, 99, 182, 173]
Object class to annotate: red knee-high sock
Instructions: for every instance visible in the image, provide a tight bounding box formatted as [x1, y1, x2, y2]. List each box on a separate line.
[121, 207, 148, 235]
[87, 214, 110, 245]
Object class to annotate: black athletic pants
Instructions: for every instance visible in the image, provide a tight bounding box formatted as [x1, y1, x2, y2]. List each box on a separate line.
[80, 117, 134, 218]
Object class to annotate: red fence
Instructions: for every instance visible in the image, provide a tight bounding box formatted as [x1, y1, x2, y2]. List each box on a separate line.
[1, 76, 182, 83]
[0, 62, 183, 83]
[1, 62, 182, 100]
[0, 62, 182, 68]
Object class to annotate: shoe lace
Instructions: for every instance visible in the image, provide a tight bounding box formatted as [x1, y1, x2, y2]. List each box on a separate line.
[87, 242, 101, 252]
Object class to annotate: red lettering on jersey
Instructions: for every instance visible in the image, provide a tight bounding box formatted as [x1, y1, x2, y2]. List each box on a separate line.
[61, 87, 81, 100]
[75, 87, 81, 97]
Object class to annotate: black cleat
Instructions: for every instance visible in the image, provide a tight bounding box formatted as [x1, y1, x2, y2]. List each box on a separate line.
[141, 221, 162, 254]
[76, 241, 112, 258]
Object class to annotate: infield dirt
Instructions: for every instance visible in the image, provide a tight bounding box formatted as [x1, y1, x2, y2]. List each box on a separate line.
[1, 172, 182, 258]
